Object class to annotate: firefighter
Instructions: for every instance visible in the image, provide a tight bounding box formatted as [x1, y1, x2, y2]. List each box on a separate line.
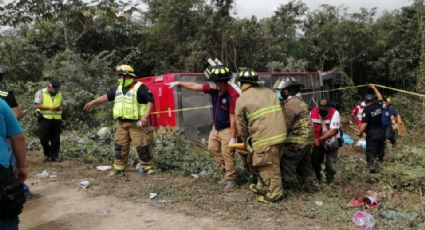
[83, 65, 154, 175]
[167, 65, 239, 192]
[235, 68, 286, 203]
[358, 84, 386, 173]
[273, 78, 317, 192]
[34, 79, 63, 162]
[310, 98, 341, 184]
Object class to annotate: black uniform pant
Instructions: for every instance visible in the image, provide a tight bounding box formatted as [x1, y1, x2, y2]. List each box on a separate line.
[366, 136, 385, 166]
[38, 118, 61, 159]
[384, 125, 396, 146]
[311, 146, 338, 183]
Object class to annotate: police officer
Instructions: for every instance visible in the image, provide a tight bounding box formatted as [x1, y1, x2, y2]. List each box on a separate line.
[34, 80, 63, 162]
[84, 65, 154, 175]
[359, 84, 385, 173]
[273, 77, 317, 192]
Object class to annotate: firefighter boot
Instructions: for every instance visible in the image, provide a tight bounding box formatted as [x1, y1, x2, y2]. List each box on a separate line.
[257, 189, 284, 203]
[249, 181, 267, 195]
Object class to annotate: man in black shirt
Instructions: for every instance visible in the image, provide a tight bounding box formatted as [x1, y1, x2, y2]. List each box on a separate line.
[359, 84, 385, 173]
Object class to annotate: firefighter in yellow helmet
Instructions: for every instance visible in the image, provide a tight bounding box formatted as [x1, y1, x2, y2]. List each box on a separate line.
[83, 65, 155, 175]
[167, 65, 240, 192]
[235, 68, 287, 203]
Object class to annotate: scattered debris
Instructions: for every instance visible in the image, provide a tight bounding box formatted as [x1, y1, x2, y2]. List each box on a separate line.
[97, 127, 111, 140]
[36, 170, 49, 179]
[352, 211, 376, 230]
[80, 180, 90, 189]
[97, 210, 110, 217]
[379, 210, 414, 221]
[96, 165, 113, 171]
[342, 133, 354, 145]
[49, 174, 57, 178]
[149, 193, 158, 199]
[314, 201, 324, 206]
[347, 192, 378, 209]
[190, 174, 199, 179]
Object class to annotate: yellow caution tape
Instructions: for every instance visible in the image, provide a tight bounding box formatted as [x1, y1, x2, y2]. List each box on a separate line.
[151, 105, 211, 115]
[301, 84, 368, 96]
[149, 84, 424, 116]
[374, 84, 425, 98]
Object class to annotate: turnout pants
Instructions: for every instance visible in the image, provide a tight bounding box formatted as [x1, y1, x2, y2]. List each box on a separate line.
[113, 120, 153, 171]
[38, 118, 61, 159]
[252, 144, 282, 195]
[207, 127, 236, 181]
[280, 143, 316, 189]
[311, 146, 338, 183]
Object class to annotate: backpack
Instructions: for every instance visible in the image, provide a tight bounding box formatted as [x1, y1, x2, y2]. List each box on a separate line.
[0, 164, 25, 219]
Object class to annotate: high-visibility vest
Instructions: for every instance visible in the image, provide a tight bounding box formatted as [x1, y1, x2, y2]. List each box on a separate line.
[113, 81, 147, 120]
[39, 89, 62, 120]
[311, 107, 337, 138]
[0, 89, 8, 98]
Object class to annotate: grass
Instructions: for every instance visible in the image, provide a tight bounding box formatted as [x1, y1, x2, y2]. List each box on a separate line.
[26, 127, 425, 229]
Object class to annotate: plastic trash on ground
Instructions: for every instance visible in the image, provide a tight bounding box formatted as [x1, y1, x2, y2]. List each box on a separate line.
[36, 170, 49, 179]
[356, 138, 366, 150]
[97, 210, 110, 217]
[79, 180, 90, 189]
[96, 165, 113, 171]
[342, 133, 355, 145]
[149, 193, 157, 199]
[352, 211, 376, 230]
[379, 210, 413, 221]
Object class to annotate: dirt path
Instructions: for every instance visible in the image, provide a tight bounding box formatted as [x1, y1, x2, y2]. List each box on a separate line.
[20, 179, 241, 230]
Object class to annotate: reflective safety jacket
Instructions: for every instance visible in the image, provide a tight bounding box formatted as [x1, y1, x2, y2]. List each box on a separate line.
[281, 96, 314, 144]
[235, 86, 287, 153]
[39, 89, 62, 120]
[311, 107, 337, 138]
[113, 81, 147, 120]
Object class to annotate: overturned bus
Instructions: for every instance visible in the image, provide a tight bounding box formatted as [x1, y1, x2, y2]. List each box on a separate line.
[138, 71, 342, 141]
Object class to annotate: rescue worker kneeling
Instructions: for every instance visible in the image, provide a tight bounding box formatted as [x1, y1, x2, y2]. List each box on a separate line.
[235, 68, 287, 203]
[83, 65, 155, 175]
[273, 78, 317, 192]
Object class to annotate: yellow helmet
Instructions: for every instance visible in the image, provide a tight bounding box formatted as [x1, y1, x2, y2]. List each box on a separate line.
[115, 64, 136, 77]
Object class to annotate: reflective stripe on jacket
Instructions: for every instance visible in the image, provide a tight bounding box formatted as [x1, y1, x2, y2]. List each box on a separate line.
[113, 81, 147, 120]
[282, 96, 314, 144]
[236, 86, 287, 153]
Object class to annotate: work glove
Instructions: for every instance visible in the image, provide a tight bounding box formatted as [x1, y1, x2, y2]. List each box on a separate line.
[135, 120, 143, 128]
[166, 81, 180, 89]
[229, 137, 237, 145]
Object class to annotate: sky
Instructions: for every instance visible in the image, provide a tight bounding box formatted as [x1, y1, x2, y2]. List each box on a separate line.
[234, 0, 412, 18]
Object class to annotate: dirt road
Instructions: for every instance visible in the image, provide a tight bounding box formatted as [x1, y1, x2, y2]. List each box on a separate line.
[20, 179, 241, 230]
